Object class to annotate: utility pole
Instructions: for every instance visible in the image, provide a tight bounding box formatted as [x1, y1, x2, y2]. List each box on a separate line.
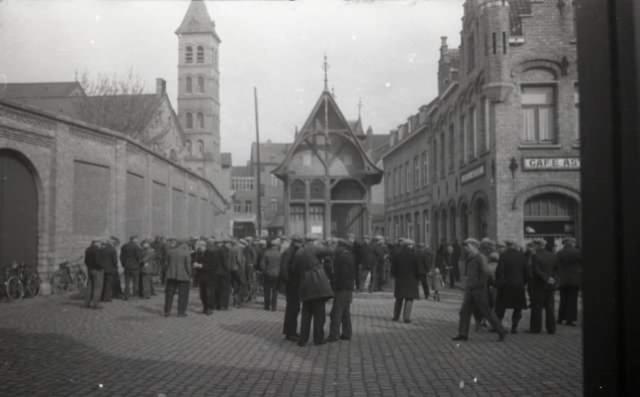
[254, 87, 262, 237]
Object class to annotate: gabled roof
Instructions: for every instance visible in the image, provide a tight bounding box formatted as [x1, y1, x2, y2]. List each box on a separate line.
[272, 89, 383, 183]
[1, 82, 85, 99]
[175, 0, 220, 41]
[251, 141, 290, 165]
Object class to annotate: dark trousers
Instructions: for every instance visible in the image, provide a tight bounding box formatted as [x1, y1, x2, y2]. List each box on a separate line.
[418, 274, 430, 299]
[458, 288, 505, 337]
[300, 299, 326, 345]
[530, 288, 556, 333]
[141, 273, 152, 298]
[101, 273, 114, 302]
[199, 279, 214, 312]
[263, 276, 278, 311]
[283, 289, 300, 337]
[354, 264, 361, 291]
[215, 274, 230, 310]
[113, 273, 123, 299]
[329, 290, 353, 339]
[393, 298, 414, 322]
[164, 279, 190, 315]
[124, 270, 140, 298]
[448, 267, 456, 288]
[495, 304, 523, 331]
[86, 269, 104, 308]
[558, 286, 579, 323]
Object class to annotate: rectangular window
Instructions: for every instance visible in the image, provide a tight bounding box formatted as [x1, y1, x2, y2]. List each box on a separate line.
[399, 165, 404, 195]
[521, 85, 556, 143]
[467, 33, 475, 73]
[502, 31, 507, 54]
[413, 156, 420, 191]
[244, 200, 253, 213]
[433, 138, 438, 181]
[492, 32, 497, 55]
[484, 98, 491, 152]
[466, 108, 475, 161]
[449, 124, 455, 170]
[460, 115, 466, 166]
[421, 151, 427, 187]
[478, 99, 487, 153]
[574, 83, 580, 141]
[405, 161, 410, 193]
[440, 132, 446, 179]
[234, 201, 242, 213]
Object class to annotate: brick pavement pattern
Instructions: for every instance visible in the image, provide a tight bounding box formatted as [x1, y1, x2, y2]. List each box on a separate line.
[0, 288, 582, 396]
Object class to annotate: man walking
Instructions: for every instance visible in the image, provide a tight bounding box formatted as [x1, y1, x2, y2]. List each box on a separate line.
[120, 236, 142, 300]
[494, 240, 528, 333]
[391, 239, 420, 323]
[84, 240, 103, 309]
[452, 238, 506, 342]
[529, 239, 558, 334]
[557, 237, 581, 326]
[164, 239, 192, 317]
[328, 238, 356, 342]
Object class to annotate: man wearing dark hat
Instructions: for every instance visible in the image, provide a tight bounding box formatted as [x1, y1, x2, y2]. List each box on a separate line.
[281, 235, 303, 341]
[452, 238, 506, 342]
[120, 235, 143, 300]
[391, 239, 420, 323]
[529, 238, 559, 334]
[216, 239, 233, 310]
[261, 238, 282, 311]
[556, 237, 581, 326]
[98, 238, 119, 302]
[84, 240, 103, 309]
[328, 238, 356, 342]
[494, 240, 528, 333]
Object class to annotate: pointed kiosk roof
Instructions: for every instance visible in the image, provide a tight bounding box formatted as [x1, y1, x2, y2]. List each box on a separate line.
[175, 0, 220, 41]
[272, 89, 383, 185]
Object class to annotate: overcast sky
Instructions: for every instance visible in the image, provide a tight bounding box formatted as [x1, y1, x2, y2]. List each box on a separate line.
[0, 0, 464, 164]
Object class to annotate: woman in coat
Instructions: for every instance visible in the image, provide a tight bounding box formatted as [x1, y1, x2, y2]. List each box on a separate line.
[391, 239, 420, 323]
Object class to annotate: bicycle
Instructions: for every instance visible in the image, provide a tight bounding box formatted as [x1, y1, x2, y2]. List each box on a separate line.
[14, 262, 41, 298]
[50, 258, 87, 295]
[1, 263, 24, 301]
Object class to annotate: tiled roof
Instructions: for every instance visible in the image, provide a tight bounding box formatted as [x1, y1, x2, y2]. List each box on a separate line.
[251, 142, 290, 165]
[231, 166, 253, 177]
[1, 82, 85, 99]
[175, 0, 218, 37]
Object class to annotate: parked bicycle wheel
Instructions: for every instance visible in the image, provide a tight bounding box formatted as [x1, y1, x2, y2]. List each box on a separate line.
[25, 273, 41, 297]
[6, 277, 23, 300]
[51, 271, 69, 294]
[75, 271, 87, 290]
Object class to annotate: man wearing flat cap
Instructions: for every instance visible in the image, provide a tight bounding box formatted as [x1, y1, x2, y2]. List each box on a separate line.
[529, 238, 559, 334]
[452, 238, 506, 342]
[556, 237, 581, 326]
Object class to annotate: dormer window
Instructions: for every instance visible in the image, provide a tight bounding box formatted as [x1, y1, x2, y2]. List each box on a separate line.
[185, 46, 193, 63]
[197, 46, 204, 63]
[186, 76, 192, 93]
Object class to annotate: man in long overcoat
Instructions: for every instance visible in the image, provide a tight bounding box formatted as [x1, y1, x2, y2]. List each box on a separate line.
[391, 239, 420, 323]
[281, 236, 303, 341]
[556, 237, 581, 326]
[84, 240, 103, 309]
[164, 239, 192, 317]
[328, 239, 356, 342]
[494, 240, 528, 333]
[529, 239, 558, 334]
[99, 238, 119, 302]
[120, 236, 143, 300]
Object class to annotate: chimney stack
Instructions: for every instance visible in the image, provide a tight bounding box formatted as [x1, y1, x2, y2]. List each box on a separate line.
[440, 36, 448, 56]
[156, 78, 166, 97]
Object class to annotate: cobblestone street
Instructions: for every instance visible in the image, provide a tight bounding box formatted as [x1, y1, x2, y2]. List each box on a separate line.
[0, 288, 582, 396]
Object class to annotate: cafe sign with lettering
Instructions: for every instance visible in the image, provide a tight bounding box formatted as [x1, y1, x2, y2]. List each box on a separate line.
[522, 157, 581, 171]
[460, 164, 485, 185]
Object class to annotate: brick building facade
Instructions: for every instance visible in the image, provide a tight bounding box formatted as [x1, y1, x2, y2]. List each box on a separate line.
[0, 100, 228, 293]
[383, 0, 580, 249]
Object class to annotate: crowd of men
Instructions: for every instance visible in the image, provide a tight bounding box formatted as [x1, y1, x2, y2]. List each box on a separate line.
[82, 231, 581, 347]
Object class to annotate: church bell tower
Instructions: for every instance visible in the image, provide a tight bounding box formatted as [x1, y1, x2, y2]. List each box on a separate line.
[175, 0, 221, 181]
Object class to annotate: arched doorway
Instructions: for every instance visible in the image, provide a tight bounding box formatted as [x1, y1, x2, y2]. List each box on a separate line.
[473, 197, 489, 239]
[0, 150, 38, 268]
[524, 193, 579, 249]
